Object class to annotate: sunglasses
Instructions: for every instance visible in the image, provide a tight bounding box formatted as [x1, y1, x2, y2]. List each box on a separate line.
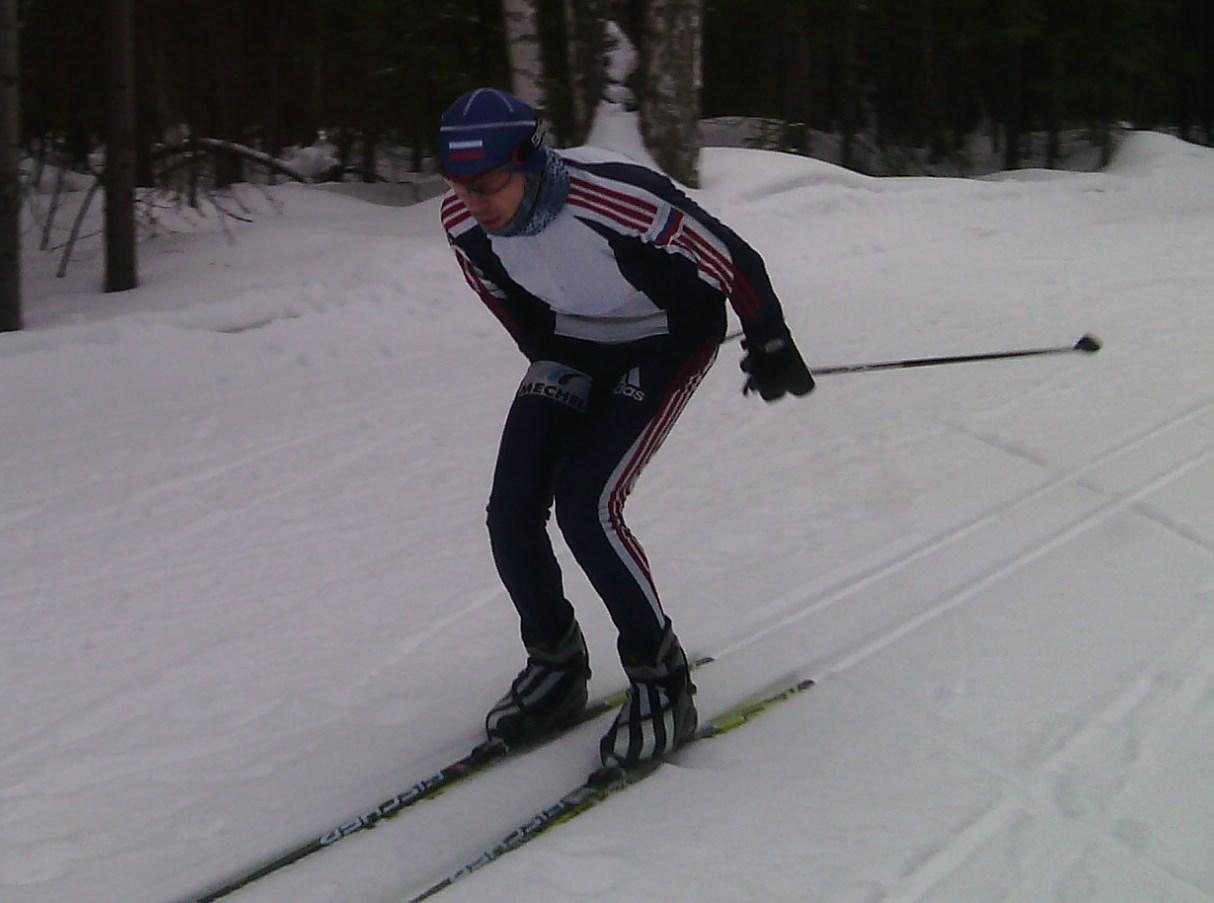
[444, 166, 517, 197]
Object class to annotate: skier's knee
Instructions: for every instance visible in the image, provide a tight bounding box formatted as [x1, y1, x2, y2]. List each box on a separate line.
[486, 492, 551, 540]
[553, 485, 606, 555]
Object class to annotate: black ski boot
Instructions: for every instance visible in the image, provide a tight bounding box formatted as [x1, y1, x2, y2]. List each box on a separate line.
[600, 625, 697, 769]
[486, 621, 591, 749]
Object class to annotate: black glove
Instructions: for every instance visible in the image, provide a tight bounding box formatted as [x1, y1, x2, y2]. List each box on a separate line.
[740, 328, 815, 401]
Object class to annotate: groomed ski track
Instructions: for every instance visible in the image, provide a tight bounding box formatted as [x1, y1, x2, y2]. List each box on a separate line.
[4, 133, 1214, 903]
[256, 391, 1214, 903]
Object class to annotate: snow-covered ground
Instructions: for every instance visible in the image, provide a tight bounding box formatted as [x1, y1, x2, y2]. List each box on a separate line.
[4, 125, 1214, 903]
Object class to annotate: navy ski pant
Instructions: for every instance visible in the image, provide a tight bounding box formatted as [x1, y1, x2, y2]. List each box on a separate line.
[486, 330, 720, 664]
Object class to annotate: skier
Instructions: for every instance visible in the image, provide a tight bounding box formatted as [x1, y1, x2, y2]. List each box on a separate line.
[439, 87, 814, 770]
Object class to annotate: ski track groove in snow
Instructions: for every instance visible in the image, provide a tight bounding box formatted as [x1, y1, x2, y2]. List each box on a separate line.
[846, 601, 1214, 903]
[0, 418, 359, 540]
[96, 432, 394, 576]
[657, 392, 1214, 903]
[300, 395, 1214, 903]
[0, 384, 427, 598]
[715, 391, 1214, 668]
[726, 401, 1214, 903]
[820, 435, 1214, 677]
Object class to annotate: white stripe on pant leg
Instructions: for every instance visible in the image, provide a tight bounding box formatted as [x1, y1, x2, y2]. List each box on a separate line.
[614, 344, 716, 552]
[604, 382, 694, 585]
[603, 346, 717, 612]
[596, 345, 718, 629]
[598, 398, 685, 625]
[620, 344, 716, 501]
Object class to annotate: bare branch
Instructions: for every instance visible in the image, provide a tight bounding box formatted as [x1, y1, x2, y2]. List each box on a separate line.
[152, 138, 311, 183]
[57, 177, 100, 278]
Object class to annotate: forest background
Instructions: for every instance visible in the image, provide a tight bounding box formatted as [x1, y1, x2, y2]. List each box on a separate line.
[2, 0, 1213, 330]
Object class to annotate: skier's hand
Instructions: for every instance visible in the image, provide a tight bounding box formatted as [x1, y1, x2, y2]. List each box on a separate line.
[740, 328, 815, 401]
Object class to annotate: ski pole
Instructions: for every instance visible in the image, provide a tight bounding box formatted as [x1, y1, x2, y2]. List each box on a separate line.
[726, 332, 1102, 375]
[814, 334, 1101, 375]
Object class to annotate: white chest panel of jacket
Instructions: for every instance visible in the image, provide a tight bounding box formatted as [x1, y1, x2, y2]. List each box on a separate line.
[488, 206, 669, 344]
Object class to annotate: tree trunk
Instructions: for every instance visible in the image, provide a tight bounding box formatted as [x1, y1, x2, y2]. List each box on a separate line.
[105, 0, 138, 292]
[839, 0, 860, 171]
[264, 1, 288, 181]
[1202, 0, 1214, 145]
[1003, 34, 1024, 170]
[0, 0, 21, 330]
[133, 0, 159, 187]
[1045, 39, 1062, 167]
[783, 0, 812, 152]
[206, 10, 243, 189]
[362, 128, 378, 182]
[503, 0, 546, 110]
[638, 0, 704, 186]
[921, 0, 946, 162]
[563, 0, 605, 144]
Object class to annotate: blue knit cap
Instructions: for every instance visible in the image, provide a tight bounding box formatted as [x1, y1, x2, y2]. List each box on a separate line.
[439, 88, 546, 179]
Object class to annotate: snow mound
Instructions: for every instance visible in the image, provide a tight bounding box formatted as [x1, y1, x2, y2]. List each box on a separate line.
[1106, 130, 1214, 177]
[700, 146, 881, 205]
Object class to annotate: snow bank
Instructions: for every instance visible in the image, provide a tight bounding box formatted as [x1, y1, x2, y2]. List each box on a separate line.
[3, 130, 1214, 903]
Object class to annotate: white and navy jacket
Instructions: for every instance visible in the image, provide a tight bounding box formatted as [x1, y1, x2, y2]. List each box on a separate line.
[441, 156, 788, 359]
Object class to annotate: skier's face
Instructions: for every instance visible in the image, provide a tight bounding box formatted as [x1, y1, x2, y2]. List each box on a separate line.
[447, 167, 525, 232]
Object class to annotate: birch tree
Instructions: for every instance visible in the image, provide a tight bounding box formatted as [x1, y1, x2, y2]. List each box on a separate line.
[0, 0, 19, 331]
[503, 0, 545, 109]
[563, 0, 606, 144]
[638, 0, 704, 186]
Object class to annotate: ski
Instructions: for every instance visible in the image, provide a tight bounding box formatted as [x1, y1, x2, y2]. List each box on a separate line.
[407, 675, 815, 903]
[176, 656, 713, 903]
